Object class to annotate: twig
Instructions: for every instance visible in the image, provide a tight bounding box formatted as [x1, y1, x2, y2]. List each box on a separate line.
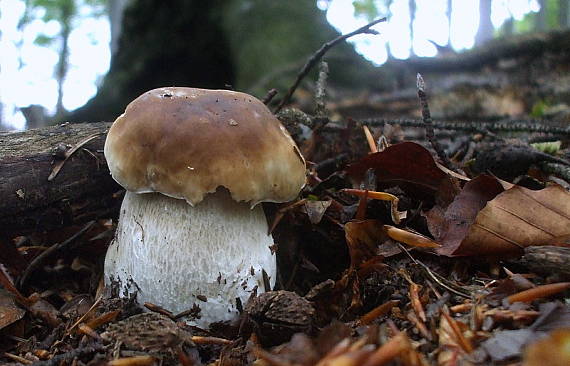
[262, 88, 278, 105]
[540, 162, 570, 182]
[310, 60, 331, 132]
[416, 73, 455, 171]
[4, 352, 32, 365]
[48, 132, 105, 181]
[18, 220, 96, 288]
[398, 244, 471, 299]
[67, 296, 103, 334]
[314, 153, 350, 174]
[274, 17, 386, 114]
[359, 118, 570, 135]
[29, 343, 105, 366]
[314, 61, 329, 118]
[277, 107, 315, 131]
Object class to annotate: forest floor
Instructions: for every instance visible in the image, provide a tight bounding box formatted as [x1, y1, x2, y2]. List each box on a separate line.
[1, 26, 570, 366]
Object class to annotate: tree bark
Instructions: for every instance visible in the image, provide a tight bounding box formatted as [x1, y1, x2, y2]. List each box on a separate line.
[559, 0, 569, 29]
[0, 122, 122, 238]
[409, 0, 416, 56]
[67, 0, 236, 123]
[107, 0, 130, 56]
[67, 0, 379, 123]
[475, 0, 493, 46]
[536, 0, 547, 31]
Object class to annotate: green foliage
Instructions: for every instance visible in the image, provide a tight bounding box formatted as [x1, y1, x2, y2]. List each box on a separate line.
[531, 100, 550, 117]
[34, 33, 55, 46]
[531, 140, 561, 155]
[20, 0, 106, 47]
[353, 0, 380, 21]
[352, 0, 392, 21]
[515, 12, 535, 33]
[546, 0, 559, 28]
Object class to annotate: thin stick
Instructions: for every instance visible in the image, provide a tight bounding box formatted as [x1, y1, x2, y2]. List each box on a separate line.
[360, 117, 570, 135]
[416, 73, 455, 170]
[19, 220, 96, 288]
[48, 132, 104, 181]
[261, 88, 278, 105]
[314, 61, 329, 119]
[274, 17, 386, 114]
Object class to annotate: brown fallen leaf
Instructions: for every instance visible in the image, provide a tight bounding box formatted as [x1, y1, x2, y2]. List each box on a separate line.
[426, 174, 503, 255]
[524, 328, 570, 366]
[429, 174, 570, 257]
[346, 142, 455, 203]
[0, 289, 26, 331]
[344, 220, 440, 270]
[344, 220, 388, 269]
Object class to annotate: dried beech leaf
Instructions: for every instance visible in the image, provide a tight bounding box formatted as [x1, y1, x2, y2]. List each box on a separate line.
[0, 289, 25, 330]
[431, 174, 570, 257]
[304, 200, 332, 224]
[524, 328, 570, 366]
[453, 183, 570, 256]
[346, 142, 453, 201]
[427, 175, 504, 256]
[344, 220, 388, 268]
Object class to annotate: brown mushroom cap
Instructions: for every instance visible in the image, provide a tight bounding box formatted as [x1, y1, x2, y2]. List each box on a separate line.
[104, 87, 306, 206]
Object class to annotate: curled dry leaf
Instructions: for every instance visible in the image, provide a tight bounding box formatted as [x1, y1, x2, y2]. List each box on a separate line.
[0, 289, 26, 331]
[346, 142, 455, 203]
[428, 174, 570, 257]
[384, 225, 440, 248]
[342, 189, 403, 224]
[344, 220, 388, 269]
[344, 220, 440, 270]
[524, 328, 570, 366]
[304, 199, 332, 224]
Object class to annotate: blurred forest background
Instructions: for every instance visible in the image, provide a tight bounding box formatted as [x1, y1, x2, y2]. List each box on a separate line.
[1, 0, 569, 131]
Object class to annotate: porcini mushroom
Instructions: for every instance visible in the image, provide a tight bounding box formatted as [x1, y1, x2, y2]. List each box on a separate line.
[104, 87, 306, 326]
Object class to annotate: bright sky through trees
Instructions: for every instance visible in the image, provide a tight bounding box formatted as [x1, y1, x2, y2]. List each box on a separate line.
[0, 0, 110, 128]
[1, 0, 539, 129]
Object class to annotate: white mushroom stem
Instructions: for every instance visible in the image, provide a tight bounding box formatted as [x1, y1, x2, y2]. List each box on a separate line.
[104, 189, 276, 327]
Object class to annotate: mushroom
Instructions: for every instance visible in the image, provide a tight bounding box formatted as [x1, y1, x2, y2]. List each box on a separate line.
[103, 87, 306, 327]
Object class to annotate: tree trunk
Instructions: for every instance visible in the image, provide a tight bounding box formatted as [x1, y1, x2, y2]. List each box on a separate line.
[409, 0, 416, 56]
[475, 0, 493, 46]
[54, 0, 74, 121]
[502, 17, 514, 36]
[107, 0, 129, 56]
[446, 0, 452, 46]
[0, 122, 122, 238]
[536, 0, 547, 31]
[559, 0, 569, 28]
[66, 0, 237, 123]
[67, 0, 379, 123]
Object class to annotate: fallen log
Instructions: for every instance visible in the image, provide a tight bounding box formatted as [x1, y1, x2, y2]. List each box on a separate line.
[0, 122, 122, 238]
